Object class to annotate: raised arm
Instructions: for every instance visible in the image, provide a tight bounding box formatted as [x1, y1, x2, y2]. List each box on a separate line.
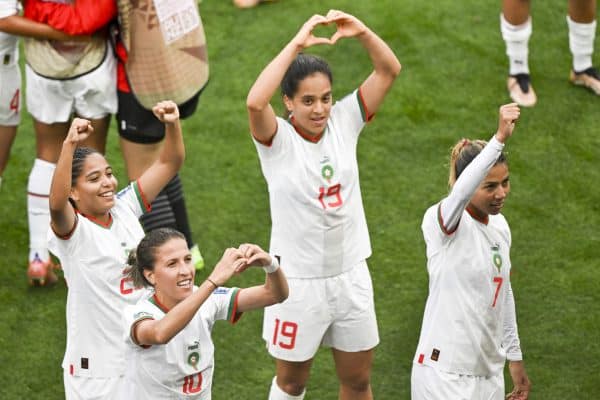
[49, 119, 93, 237]
[23, 0, 117, 35]
[235, 243, 289, 312]
[439, 103, 520, 232]
[326, 10, 401, 117]
[133, 248, 246, 345]
[137, 101, 186, 204]
[246, 14, 332, 143]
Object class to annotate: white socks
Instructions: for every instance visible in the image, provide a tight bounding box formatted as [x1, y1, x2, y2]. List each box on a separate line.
[500, 14, 532, 75]
[268, 376, 306, 400]
[567, 16, 597, 72]
[27, 158, 56, 262]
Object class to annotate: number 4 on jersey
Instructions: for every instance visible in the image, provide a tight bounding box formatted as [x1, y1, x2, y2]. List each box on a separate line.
[9, 89, 19, 113]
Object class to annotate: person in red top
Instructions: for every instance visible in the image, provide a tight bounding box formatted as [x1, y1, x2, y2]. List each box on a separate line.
[20, 0, 117, 286]
[36, 1, 209, 271]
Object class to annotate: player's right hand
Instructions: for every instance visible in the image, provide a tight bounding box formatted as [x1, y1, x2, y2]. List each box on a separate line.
[495, 103, 520, 143]
[208, 247, 245, 286]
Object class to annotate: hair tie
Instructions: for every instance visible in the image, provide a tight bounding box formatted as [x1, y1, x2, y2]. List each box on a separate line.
[461, 139, 470, 149]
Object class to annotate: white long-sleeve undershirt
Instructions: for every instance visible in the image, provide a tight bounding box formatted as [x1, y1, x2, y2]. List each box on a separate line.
[439, 136, 505, 233]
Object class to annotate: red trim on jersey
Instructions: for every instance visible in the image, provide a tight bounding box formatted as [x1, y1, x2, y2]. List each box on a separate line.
[252, 126, 277, 147]
[291, 116, 324, 143]
[69, 364, 74, 375]
[229, 290, 242, 325]
[130, 317, 155, 348]
[78, 210, 113, 229]
[418, 354, 424, 364]
[152, 294, 171, 313]
[135, 180, 152, 212]
[437, 204, 458, 236]
[51, 213, 79, 240]
[466, 205, 489, 225]
[27, 191, 49, 198]
[357, 87, 374, 122]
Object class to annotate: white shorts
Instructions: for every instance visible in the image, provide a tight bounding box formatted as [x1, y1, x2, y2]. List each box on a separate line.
[0, 61, 21, 126]
[411, 363, 504, 400]
[262, 260, 379, 362]
[64, 370, 125, 400]
[25, 46, 117, 124]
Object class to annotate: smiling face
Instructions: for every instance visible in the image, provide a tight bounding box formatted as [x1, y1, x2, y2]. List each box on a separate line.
[70, 152, 118, 219]
[284, 72, 332, 138]
[143, 237, 194, 309]
[468, 163, 510, 220]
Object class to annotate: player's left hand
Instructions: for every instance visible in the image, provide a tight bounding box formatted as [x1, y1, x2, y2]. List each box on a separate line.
[326, 10, 368, 43]
[506, 361, 531, 399]
[235, 243, 270, 273]
[152, 100, 180, 124]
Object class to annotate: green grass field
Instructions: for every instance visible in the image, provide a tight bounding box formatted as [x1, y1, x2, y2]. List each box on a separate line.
[1, 0, 599, 398]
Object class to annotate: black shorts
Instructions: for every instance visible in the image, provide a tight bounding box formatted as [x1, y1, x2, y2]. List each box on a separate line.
[116, 88, 202, 144]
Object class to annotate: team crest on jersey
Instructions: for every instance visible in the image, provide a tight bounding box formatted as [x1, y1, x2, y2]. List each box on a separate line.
[188, 351, 200, 370]
[321, 165, 334, 182]
[491, 244, 502, 272]
[320, 156, 334, 182]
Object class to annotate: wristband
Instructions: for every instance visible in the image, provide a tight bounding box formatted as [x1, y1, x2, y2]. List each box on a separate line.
[263, 255, 280, 274]
[206, 278, 218, 289]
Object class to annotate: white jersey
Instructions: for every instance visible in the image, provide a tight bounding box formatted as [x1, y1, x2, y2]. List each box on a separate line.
[414, 206, 513, 376]
[0, 1, 19, 58]
[121, 287, 242, 399]
[254, 89, 371, 278]
[48, 181, 150, 378]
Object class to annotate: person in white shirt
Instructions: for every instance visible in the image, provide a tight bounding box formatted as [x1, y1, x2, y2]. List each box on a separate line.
[121, 228, 288, 399]
[48, 101, 186, 399]
[245, 9, 401, 400]
[411, 103, 531, 400]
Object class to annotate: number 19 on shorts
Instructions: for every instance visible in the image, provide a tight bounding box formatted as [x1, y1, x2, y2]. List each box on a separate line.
[272, 319, 298, 350]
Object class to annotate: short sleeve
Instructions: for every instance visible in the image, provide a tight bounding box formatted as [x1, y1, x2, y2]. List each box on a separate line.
[200, 287, 242, 330]
[253, 117, 291, 160]
[116, 181, 151, 218]
[329, 90, 366, 142]
[123, 303, 156, 346]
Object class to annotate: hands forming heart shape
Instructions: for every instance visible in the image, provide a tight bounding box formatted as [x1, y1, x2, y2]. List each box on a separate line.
[296, 10, 368, 48]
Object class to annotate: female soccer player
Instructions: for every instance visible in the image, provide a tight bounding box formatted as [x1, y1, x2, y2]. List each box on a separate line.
[411, 103, 531, 400]
[48, 101, 185, 399]
[245, 9, 401, 399]
[121, 228, 288, 399]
